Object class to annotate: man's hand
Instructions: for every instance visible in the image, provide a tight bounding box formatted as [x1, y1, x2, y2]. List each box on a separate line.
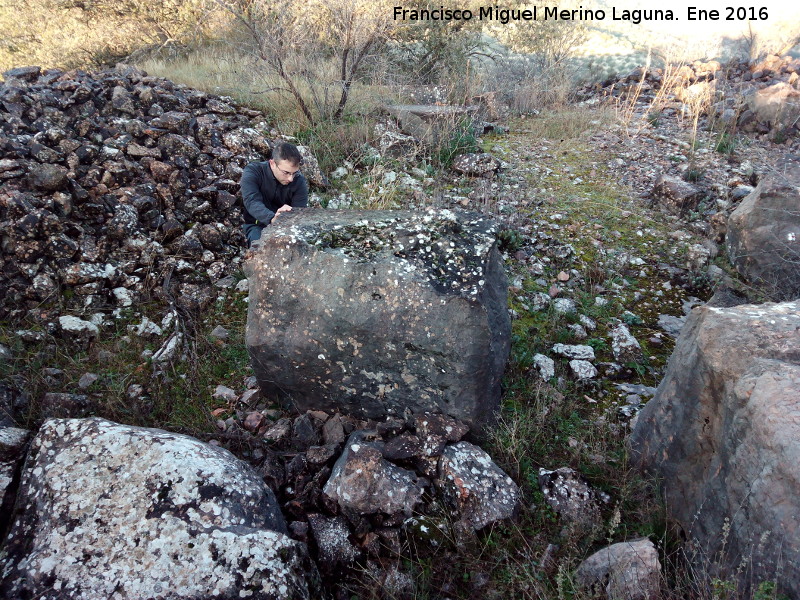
[271, 204, 293, 222]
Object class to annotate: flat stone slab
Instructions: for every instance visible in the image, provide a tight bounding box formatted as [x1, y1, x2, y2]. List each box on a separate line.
[245, 208, 510, 431]
[386, 104, 478, 145]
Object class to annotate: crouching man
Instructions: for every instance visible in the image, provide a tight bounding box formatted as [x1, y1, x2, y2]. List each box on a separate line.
[241, 142, 308, 246]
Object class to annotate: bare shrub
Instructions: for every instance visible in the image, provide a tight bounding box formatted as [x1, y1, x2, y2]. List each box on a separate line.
[384, 0, 488, 87]
[478, 1, 588, 112]
[215, 0, 394, 124]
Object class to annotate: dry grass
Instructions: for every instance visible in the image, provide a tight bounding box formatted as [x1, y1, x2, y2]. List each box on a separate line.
[519, 105, 616, 141]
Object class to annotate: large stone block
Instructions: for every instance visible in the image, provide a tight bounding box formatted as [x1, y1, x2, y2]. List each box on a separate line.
[0, 418, 320, 599]
[245, 208, 510, 431]
[727, 158, 800, 300]
[386, 104, 477, 146]
[629, 300, 800, 597]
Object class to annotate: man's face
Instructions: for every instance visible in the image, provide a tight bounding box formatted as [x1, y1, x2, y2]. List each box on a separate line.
[270, 159, 301, 186]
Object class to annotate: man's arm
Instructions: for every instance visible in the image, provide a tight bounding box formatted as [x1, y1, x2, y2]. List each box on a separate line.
[241, 164, 276, 225]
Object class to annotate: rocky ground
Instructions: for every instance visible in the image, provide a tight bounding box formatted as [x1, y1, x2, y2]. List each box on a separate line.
[1, 54, 799, 598]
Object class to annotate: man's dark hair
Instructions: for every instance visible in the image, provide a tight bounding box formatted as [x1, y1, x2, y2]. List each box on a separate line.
[272, 142, 303, 167]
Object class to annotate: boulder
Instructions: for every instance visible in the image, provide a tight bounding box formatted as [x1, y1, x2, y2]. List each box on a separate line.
[0, 418, 321, 599]
[245, 208, 510, 431]
[436, 441, 520, 531]
[575, 538, 661, 600]
[747, 82, 800, 130]
[727, 159, 800, 300]
[629, 300, 800, 596]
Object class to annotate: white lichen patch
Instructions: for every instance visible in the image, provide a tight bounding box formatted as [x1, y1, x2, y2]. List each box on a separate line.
[2, 418, 317, 600]
[274, 208, 499, 298]
[552, 344, 595, 361]
[437, 441, 520, 531]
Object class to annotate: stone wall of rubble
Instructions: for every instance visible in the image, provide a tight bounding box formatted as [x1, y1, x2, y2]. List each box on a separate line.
[583, 54, 800, 139]
[0, 64, 275, 321]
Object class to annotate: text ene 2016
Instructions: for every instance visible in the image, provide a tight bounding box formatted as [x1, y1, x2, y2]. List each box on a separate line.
[688, 7, 769, 20]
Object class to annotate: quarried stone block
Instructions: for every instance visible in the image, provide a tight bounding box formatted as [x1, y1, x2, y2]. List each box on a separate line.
[245, 208, 510, 432]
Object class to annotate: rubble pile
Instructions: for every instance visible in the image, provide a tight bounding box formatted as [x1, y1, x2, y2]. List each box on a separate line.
[178, 403, 521, 584]
[584, 54, 800, 140]
[0, 64, 275, 321]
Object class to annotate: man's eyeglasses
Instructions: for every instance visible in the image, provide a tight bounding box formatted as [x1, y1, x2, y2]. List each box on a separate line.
[274, 163, 301, 179]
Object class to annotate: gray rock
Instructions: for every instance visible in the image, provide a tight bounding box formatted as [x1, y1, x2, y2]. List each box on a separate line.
[727, 159, 800, 300]
[579, 314, 597, 330]
[151, 333, 183, 363]
[569, 359, 598, 380]
[323, 432, 423, 516]
[132, 316, 163, 337]
[568, 323, 588, 339]
[111, 85, 136, 114]
[28, 163, 68, 191]
[530, 291, 551, 311]
[307, 514, 360, 570]
[63, 263, 118, 285]
[245, 208, 510, 432]
[58, 315, 99, 342]
[651, 174, 703, 213]
[210, 325, 230, 340]
[451, 152, 501, 177]
[264, 418, 292, 444]
[630, 300, 800, 596]
[414, 412, 468, 457]
[747, 82, 800, 130]
[212, 384, 237, 403]
[2, 66, 41, 81]
[375, 123, 420, 161]
[0, 418, 320, 599]
[112, 287, 135, 307]
[382, 432, 423, 461]
[657, 314, 686, 337]
[609, 323, 643, 363]
[539, 467, 609, 524]
[386, 104, 477, 146]
[553, 298, 577, 314]
[77, 372, 98, 389]
[731, 184, 755, 200]
[292, 413, 320, 449]
[552, 343, 595, 361]
[575, 538, 661, 600]
[437, 441, 520, 531]
[296, 145, 328, 188]
[322, 415, 346, 446]
[533, 353, 555, 380]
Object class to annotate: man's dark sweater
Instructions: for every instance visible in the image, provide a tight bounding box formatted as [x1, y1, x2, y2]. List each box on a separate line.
[240, 161, 308, 241]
